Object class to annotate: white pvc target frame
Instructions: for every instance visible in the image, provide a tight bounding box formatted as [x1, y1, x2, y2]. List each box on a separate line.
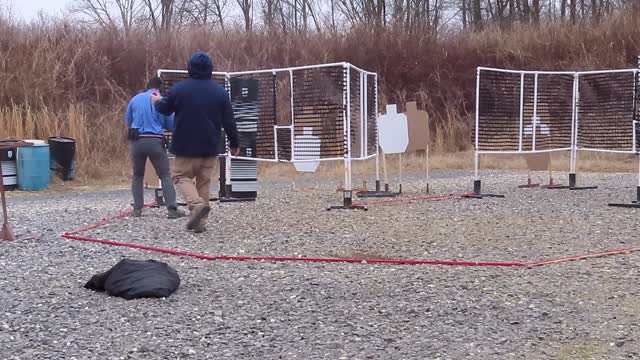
[158, 62, 380, 196]
[475, 66, 640, 186]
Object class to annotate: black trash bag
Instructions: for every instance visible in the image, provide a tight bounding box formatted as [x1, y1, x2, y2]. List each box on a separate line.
[84, 259, 180, 300]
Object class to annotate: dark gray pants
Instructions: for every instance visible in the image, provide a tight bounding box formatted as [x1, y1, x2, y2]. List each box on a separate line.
[130, 138, 177, 210]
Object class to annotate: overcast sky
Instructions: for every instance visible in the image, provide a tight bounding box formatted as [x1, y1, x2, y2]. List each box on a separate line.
[6, 0, 71, 20]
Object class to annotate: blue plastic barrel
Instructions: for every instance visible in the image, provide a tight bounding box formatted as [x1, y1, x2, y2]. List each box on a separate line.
[17, 144, 50, 191]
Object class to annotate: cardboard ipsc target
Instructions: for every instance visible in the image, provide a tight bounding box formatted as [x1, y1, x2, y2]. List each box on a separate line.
[524, 152, 551, 171]
[405, 101, 429, 153]
[378, 104, 409, 154]
[293, 127, 321, 172]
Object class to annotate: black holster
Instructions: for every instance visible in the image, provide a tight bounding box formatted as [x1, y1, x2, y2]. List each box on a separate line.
[127, 128, 140, 141]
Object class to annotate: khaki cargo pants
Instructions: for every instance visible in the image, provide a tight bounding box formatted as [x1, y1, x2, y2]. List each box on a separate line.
[171, 157, 217, 211]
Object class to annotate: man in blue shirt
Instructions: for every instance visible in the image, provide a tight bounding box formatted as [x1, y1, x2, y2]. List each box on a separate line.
[126, 77, 186, 219]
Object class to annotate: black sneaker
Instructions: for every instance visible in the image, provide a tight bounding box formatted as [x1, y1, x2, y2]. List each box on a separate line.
[132, 209, 142, 217]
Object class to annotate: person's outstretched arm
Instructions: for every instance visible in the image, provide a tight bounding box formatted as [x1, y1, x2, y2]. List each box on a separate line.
[152, 88, 176, 115]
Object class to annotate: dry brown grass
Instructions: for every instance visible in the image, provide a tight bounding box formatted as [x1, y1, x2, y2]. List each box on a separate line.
[0, 103, 130, 179]
[257, 151, 639, 186]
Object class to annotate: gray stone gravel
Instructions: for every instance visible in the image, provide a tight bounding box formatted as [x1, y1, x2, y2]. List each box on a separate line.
[1, 170, 640, 359]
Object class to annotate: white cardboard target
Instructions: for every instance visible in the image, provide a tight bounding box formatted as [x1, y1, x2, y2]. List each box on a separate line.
[523, 117, 551, 136]
[378, 104, 409, 154]
[293, 127, 321, 172]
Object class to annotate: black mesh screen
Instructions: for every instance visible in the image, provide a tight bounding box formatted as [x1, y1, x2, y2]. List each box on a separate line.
[291, 66, 346, 159]
[366, 74, 378, 157]
[159, 65, 376, 161]
[577, 71, 636, 152]
[228, 73, 277, 159]
[276, 128, 292, 160]
[636, 71, 640, 151]
[159, 72, 227, 94]
[478, 70, 574, 151]
[526, 73, 574, 151]
[349, 69, 362, 158]
[477, 70, 521, 151]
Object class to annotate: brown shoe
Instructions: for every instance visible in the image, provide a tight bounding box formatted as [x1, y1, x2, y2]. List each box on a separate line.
[186, 203, 210, 231]
[167, 207, 186, 219]
[189, 225, 206, 234]
[132, 208, 142, 217]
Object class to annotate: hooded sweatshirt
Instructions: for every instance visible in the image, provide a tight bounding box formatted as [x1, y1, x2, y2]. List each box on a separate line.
[154, 52, 239, 157]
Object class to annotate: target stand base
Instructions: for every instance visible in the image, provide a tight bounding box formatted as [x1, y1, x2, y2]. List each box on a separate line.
[568, 173, 598, 191]
[462, 194, 506, 199]
[544, 185, 570, 189]
[327, 204, 368, 211]
[608, 202, 640, 209]
[542, 178, 569, 189]
[145, 188, 165, 209]
[328, 191, 368, 211]
[219, 197, 255, 203]
[465, 180, 505, 199]
[1, 221, 15, 241]
[608, 187, 640, 209]
[518, 178, 540, 189]
[543, 183, 570, 189]
[218, 184, 256, 203]
[356, 191, 400, 198]
[356, 181, 401, 198]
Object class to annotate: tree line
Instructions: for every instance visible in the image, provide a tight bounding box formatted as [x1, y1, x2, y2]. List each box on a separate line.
[70, 0, 638, 35]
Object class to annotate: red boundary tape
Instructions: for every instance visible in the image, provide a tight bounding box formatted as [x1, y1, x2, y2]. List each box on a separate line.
[60, 199, 640, 267]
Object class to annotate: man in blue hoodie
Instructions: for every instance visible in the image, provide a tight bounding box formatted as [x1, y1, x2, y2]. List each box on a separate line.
[152, 52, 240, 233]
[126, 77, 185, 219]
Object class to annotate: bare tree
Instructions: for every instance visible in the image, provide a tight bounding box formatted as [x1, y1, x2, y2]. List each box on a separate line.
[237, 0, 253, 31]
[141, 0, 176, 31]
[71, 0, 144, 32]
[261, 0, 280, 30]
[337, 0, 386, 27]
[471, 0, 482, 29]
[70, 0, 117, 28]
[180, 0, 228, 30]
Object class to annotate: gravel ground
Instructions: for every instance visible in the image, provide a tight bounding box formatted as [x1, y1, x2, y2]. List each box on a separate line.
[1, 170, 640, 359]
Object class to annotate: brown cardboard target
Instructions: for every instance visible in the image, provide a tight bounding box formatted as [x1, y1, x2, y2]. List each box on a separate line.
[405, 101, 429, 153]
[523, 153, 551, 171]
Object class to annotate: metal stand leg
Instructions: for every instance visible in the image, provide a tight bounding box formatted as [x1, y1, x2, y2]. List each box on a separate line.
[609, 186, 640, 208]
[0, 160, 15, 241]
[154, 188, 165, 207]
[1, 221, 14, 241]
[463, 180, 505, 199]
[356, 181, 401, 198]
[328, 191, 368, 211]
[568, 173, 598, 190]
[542, 175, 569, 189]
[518, 176, 540, 189]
